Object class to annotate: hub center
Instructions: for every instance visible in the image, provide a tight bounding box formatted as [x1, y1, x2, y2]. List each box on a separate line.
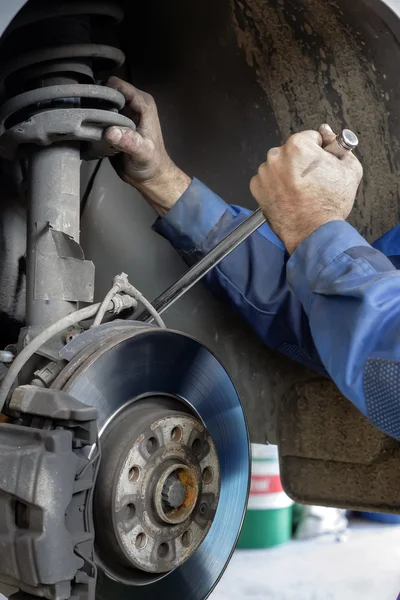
[94, 398, 221, 579]
[155, 463, 199, 524]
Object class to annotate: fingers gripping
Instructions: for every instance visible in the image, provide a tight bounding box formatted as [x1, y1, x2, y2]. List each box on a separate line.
[104, 126, 143, 155]
[107, 76, 150, 115]
[318, 124, 337, 148]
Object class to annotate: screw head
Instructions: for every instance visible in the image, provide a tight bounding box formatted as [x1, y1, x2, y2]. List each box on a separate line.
[199, 503, 207, 516]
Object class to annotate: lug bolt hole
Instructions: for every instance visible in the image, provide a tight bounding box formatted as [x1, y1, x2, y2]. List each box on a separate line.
[202, 467, 213, 485]
[158, 542, 169, 558]
[199, 503, 207, 516]
[129, 465, 141, 483]
[135, 532, 147, 549]
[181, 530, 193, 548]
[192, 438, 203, 456]
[171, 426, 183, 442]
[125, 503, 136, 520]
[146, 437, 158, 454]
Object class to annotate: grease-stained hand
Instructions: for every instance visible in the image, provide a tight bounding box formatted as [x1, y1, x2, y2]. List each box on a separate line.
[250, 125, 363, 254]
[104, 77, 191, 216]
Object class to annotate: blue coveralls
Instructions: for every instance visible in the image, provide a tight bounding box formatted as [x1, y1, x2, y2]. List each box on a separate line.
[153, 178, 400, 441]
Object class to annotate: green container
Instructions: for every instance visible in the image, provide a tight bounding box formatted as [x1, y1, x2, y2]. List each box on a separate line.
[238, 505, 293, 549]
[237, 444, 293, 549]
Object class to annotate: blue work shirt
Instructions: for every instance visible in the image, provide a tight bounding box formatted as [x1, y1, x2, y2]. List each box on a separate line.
[154, 178, 400, 440]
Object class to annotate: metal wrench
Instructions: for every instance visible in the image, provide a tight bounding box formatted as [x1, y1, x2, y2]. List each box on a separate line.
[134, 128, 359, 323]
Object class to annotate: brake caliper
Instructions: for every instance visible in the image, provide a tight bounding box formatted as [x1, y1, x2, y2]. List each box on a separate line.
[0, 386, 99, 600]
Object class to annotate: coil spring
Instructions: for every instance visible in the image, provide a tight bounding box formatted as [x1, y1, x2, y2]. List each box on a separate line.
[0, 1, 134, 160]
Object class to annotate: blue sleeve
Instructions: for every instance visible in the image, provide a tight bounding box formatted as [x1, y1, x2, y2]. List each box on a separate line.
[287, 220, 400, 440]
[153, 178, 326, 373]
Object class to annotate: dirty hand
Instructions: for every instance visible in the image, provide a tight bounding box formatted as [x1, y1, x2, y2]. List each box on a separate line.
[104, 77, 191, 216]
[250, 125, 363, 254]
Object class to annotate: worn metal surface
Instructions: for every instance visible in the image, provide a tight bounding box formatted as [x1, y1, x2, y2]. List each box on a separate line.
[0, 108, 135, 160]
[0, 44, 124, 86]
[0, 386, 99, 600]
[96, 399, 220, 574]
[26, 144, 87, 328]
[0, 84, 125, 119]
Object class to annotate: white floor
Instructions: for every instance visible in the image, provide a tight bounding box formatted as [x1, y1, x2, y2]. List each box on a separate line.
[210, 522, 400, 600]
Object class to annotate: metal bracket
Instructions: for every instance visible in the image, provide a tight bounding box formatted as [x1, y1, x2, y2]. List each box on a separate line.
[33, 226, 95, 303]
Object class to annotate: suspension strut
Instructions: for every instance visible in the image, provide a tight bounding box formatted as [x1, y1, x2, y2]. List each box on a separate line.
[0, 1, 133, 357]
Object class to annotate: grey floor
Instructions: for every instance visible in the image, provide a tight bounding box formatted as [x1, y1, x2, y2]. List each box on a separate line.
[210, 522, 400, 600]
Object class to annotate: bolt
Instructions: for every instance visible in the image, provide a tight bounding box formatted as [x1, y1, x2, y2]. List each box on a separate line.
[162, 472, 186, 509]
[199, 503, 207, 516]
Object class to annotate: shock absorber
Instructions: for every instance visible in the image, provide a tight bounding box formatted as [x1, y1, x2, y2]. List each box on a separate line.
[0, 1, 133, 357]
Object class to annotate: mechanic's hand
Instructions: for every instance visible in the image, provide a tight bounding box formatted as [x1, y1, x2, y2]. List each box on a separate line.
[104, 77, 191, 216]
[250, 125, 363, 254]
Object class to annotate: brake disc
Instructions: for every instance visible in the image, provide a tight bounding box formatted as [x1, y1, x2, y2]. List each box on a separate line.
[52, 325, 250, 600]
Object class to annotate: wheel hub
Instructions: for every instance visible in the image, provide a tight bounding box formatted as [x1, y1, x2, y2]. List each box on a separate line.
[102, 404, 220, 574]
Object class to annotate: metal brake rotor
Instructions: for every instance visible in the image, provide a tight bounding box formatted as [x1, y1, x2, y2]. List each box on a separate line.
[52, 324, 250, 600]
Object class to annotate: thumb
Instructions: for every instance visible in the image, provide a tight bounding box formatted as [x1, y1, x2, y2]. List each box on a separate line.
[318, 124, 337, 148]
[104, 126, 143, 156]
